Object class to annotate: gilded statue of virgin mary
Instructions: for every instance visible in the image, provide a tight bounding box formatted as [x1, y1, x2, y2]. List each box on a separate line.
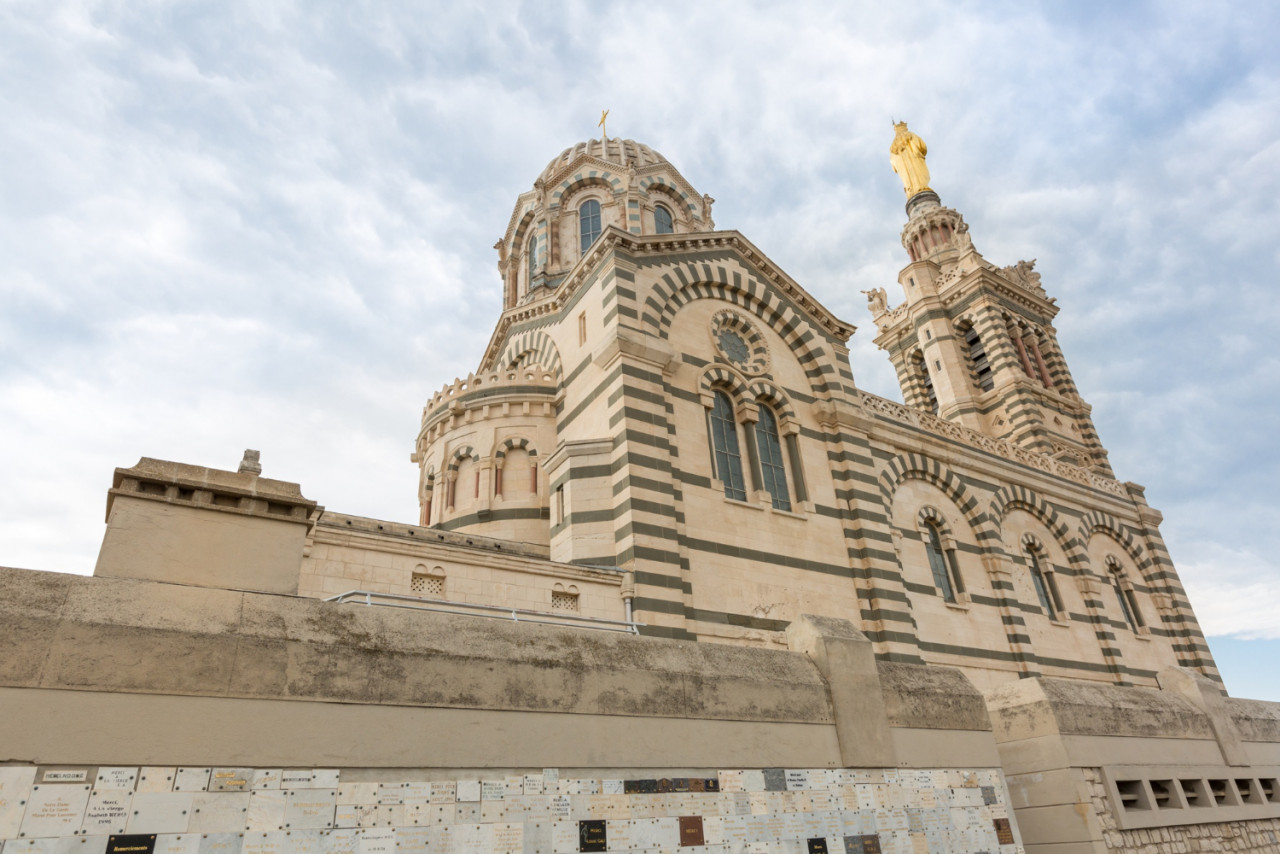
[889, 121, 932, 198]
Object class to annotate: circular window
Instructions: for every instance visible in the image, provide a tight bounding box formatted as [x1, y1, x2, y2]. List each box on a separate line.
[710, 310, 770, 375]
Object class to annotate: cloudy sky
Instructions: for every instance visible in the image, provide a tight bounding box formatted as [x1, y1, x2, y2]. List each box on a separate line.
[2, 2, 1276, 699]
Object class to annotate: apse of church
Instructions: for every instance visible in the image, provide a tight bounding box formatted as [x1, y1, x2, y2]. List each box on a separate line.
[409, 128, 1215, 694]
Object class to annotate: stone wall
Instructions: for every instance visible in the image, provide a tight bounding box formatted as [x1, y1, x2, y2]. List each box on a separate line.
[1082, 768, 1280, 854]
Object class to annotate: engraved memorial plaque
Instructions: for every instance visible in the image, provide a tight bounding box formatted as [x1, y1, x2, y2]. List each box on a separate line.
[376, 785, 402, 806]
[993, 817, 1014, 845]
[785, 771, 810, 791]
[399, 783, 430, 806]
[481, 782, 506, 801]
[209, 771, 252, 794]
[577, 819, 606, 853]
[281, 772, 313, 789]
[807, 838, 830, 854]
[82, 789, 134, 834]
[336, 784, 377, 805]
[980, 786, 997, 806]
[252, 771, 283, 791]
[0, 766, 38, 838]
[196, 833, 241, 854]
[240, 832, 286, 854]
[137, 770, 176, 794]
[106, 834, 157, 854]
[392, 826, 430, 850]
[357, 827, 395, 854]
[455, 781, 480, 803]
[188, 793, 250, 833]
[762, 770, 786, 792]
[843, 835, 882, 854]
[427, 782, 454, 804]
[96, 769, 139, 791]
[172, 770, 211, 793]
[245, 790, 286, 831]
[491, 822, 523, 854]
[284, 790, 336, 829]
[740, 771, 766, 793]
[523, 776, 545, 796]
[41, 770, 89, 784]
[678, 816, 704, 847]
[599, 781, 623, 796]
[321, 829, 361, 854]
[718, 771, 743, 793]
[20, 784, 93, 838]
[152, 833, 201, 854]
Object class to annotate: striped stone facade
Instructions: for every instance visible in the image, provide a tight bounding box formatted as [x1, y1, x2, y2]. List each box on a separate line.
[414, 139, 1217, 694]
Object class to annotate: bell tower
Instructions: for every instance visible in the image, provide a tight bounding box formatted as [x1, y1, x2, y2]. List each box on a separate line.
[869, 123, 1112, 475]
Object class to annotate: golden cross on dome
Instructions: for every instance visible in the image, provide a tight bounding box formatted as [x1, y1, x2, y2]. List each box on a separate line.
[598, 109, 609, 140]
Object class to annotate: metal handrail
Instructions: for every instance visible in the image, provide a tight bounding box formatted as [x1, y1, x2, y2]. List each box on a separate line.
[323, 590, 643, 634]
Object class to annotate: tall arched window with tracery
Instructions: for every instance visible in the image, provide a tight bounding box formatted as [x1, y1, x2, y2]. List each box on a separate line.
[1107, 556, 1145, 632]
[754, 406, 790, 511]
[654, 204, 674, 234]
[708, 390, 747, 501]
[579, 199, 602, 253]
[921, 519, 966, 603]
[1023, 541, 1064, 620]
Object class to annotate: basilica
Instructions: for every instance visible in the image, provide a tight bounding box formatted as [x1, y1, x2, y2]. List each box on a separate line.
[1, 128, 1277, 854]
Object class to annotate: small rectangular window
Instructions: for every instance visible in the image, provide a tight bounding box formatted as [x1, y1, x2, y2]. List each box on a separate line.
[578, 311, 587, 345]
[551, 590, 579, 611]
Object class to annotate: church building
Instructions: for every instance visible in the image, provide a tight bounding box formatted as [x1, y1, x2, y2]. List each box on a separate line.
[1, 127, 1277, 854]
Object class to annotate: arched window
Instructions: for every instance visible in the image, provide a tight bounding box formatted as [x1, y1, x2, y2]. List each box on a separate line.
[1024, 543, 1064, 620]
[708, 390, 747, 501]
[922, 521, 965, 603]
[579, 199, 602, 253]
[917, 354, 938, 414]
[654, 204, 674, 234]
[964, 326, 994, 391]
[754, 406, 790, 511]
[1108, 557, 1145, 632]
[526, 234, 538, 291]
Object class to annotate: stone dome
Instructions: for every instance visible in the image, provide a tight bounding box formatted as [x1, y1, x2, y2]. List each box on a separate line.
[537, 138, 668, 185]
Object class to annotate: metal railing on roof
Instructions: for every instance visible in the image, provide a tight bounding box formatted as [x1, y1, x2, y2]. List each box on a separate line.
[323, 590, 642, 634]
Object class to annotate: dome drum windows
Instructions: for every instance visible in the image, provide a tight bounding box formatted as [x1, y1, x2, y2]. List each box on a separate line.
[579, 199, 602, 253]
[654, 203, 674, 235]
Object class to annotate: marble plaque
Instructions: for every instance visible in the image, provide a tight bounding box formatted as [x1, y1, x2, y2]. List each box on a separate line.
[761, 770, 786, 793]
[309, 773, 340, 790]
[427, 782, 455, 804]
[492, 822, 523, 854]
[372, 806, 402, 828]
[281, 773, 313, 789]
[189, 793, 250, 833]
[127, 792, 193, 834]
[481, 782, 505, 801]
[336, 784, 377, 806]
[105, 834, 157, 853]
[252, 771, 282, 791]
[81, 789, 134, 834]
[54, 838, 110, 854]
[398, 784, 430, 806]
[4, 840, 60, 853]
[523, 818, 552, 854]
[19, 784, 93, 838]
[357, 828, 395, 854]
[245, 791, 286, 831]
[542, 770, 559, 787]
[455, 782, 480, 803]
[136, 770, 176, 795]
[376, 785, 402, 806]
[333, 803, 375, 829]
[390, 825, 430, 850]
[0, 766, 38, 838]
[784, 771, 810, 791]
[740, 772, 766, 793]
[717, 771, 743, 793]
[600, 781, 623, 797]
[549, 821, 577, 854]
[173, 770, 211, 794]
[454, 803, 479, 824]
[284, 790, 336, 830]
[239, 832, 286, 854]
[523, 776, 545, 796]
[41, 771, 88, 784]
[503, 778, 524, 796]
[196, 833, 242, 854]
[152, 834, 201, 854]
[320, 829, 361, 854]
[96, 769, 139, 792]
[209, 771, 252, 794]
[992, 817, 1014, 845]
